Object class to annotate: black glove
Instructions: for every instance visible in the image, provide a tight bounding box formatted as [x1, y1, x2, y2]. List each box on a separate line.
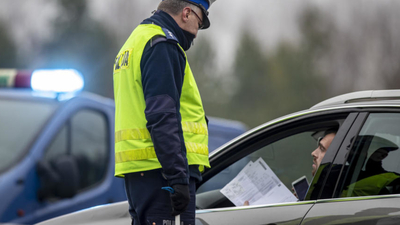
[170, 184, 190, 216]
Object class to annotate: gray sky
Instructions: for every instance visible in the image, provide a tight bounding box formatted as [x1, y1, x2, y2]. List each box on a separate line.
[1, 0, 397, 82]
[88, 0, 306, 69]
[0, 0, 309, 70]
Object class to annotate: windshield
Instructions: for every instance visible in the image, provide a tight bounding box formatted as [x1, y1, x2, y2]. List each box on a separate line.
[0, 98, 58, 173]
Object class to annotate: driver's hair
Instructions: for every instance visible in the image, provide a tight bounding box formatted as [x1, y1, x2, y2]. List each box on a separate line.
[324, 127, 338, 137]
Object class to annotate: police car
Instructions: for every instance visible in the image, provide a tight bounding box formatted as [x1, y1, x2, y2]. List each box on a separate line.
[0, 69, 247, 224]
[37, 89, 400, 225]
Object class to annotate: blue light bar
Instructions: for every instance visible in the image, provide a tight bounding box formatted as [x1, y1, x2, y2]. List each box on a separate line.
[31, 69, 84, 93]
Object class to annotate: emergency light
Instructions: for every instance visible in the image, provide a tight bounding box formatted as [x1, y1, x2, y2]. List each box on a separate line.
[0, 69, 84, 93]
[31, 69, 84, 93]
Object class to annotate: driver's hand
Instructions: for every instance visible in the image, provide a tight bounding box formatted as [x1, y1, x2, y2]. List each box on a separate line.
[292, 187, 298, 199]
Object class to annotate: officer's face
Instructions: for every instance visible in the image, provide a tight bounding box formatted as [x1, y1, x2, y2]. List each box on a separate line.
[311, 133, 335, 176]
[183, 7, 203, 37]
[190, 7, 204, 30]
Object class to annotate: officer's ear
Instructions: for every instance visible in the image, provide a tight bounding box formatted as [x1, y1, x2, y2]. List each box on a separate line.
[182, 7, 191, 22]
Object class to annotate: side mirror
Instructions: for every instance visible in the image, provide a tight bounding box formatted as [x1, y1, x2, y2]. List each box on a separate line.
[37, 155, 80, 201]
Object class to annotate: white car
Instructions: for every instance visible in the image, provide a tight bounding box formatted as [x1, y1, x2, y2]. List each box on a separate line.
[38, 90, 400, 225]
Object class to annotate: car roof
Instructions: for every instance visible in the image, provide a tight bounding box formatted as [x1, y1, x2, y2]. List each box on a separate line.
[0, 89, 114, 107]
[311, 90, 400, 109]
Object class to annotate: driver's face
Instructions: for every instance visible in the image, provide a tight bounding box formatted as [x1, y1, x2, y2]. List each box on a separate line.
[311, 133, 335, 176]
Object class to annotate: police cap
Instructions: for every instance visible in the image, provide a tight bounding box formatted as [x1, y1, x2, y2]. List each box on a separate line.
[180, 0, 215, 29]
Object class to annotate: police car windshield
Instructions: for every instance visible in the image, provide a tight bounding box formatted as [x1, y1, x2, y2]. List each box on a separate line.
[0, 98, 57, 173]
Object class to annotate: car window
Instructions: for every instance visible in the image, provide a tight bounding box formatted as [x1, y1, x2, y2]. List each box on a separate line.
[44, 109, 109, 197]
[338, 113, 400, 197]
[198, 131, 316, 193]
[0, 99, 57, 173]
[71, 110, 109, 188]
[197, 116, 344, 208]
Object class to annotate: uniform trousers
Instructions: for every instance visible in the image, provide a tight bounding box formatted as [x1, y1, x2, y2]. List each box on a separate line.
[124, 169, 196, 225]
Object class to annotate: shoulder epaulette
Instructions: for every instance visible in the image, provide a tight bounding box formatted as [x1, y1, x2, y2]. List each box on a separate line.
[162, 28, 179, 42]
[150, 28, 179, 47]
[151, 36, 167, 47]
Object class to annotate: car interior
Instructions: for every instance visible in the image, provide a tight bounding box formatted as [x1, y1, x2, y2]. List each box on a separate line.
[338, 113, 400, 197]
[196, 115, 346, 209]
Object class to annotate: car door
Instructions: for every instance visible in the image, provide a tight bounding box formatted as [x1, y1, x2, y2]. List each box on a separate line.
[195, 110, 357, 225]
[24, 97, 125, 224]
[302, 110, 400, 224]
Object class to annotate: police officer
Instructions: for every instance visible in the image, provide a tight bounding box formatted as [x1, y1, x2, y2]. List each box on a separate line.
[113, 0, 215, 224]
[341, 146, 400, 197]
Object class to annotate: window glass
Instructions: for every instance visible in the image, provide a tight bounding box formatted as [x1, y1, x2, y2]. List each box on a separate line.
[0, 99, 57, 173]
[44, 126, 67, 162]
[44, 109, 109, 195]
[71, 110, 108, 188]
[339, 113, 400, 197]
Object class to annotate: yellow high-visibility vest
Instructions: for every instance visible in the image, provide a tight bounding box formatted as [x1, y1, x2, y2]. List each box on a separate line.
[341, 172, 400, 197]
[113, 24, 210, 177]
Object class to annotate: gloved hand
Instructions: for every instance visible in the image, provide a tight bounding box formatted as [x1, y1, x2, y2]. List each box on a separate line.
[170, 184, 190, 216]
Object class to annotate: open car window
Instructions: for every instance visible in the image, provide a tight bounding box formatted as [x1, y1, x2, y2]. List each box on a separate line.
[196, 113, 351, 209]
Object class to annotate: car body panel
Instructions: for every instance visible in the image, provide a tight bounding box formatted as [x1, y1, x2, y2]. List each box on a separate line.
[302, 195, 400, 225]
[37, 201, 130, 225]
[195, 201, 315, 225]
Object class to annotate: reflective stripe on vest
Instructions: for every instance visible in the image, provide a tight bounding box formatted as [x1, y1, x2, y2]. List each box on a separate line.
[115, 128, 151, 143]
[115, 142, 208, 164]
[115, 121, 208, 143]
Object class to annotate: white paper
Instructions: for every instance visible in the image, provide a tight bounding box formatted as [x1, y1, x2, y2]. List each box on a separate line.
[220, 157, 298, 206]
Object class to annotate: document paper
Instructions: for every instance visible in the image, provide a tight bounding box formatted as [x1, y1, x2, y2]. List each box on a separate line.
[220, 157, 297, 206]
